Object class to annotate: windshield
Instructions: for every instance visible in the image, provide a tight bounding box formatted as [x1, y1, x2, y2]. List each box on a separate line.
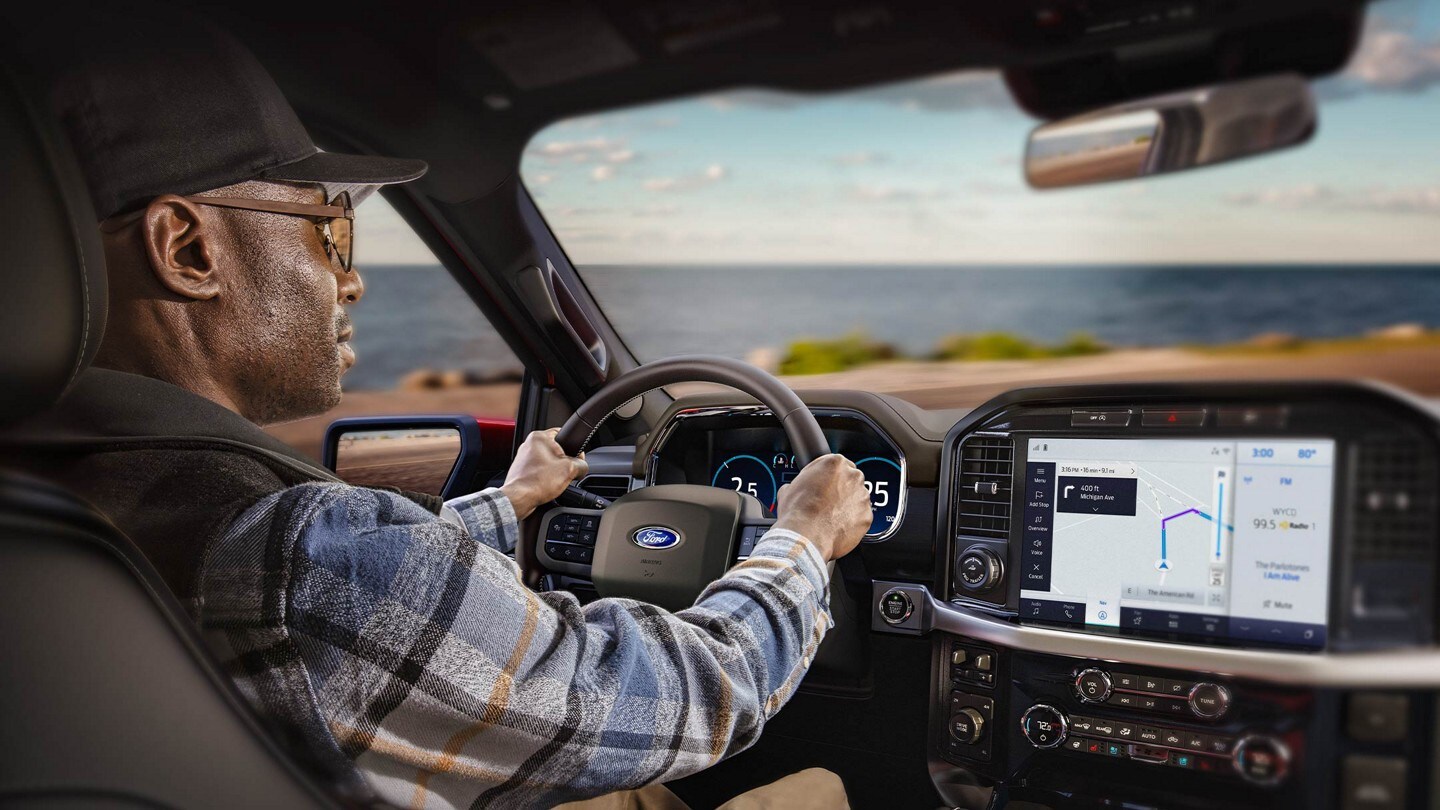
[522, 8, 1440, 408]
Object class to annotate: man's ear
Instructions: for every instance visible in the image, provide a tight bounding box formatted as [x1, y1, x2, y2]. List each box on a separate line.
[140, 195, 223, 300]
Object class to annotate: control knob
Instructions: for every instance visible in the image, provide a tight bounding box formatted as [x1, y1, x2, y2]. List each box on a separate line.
[950, 707, 986, 744]
[957, 547, 1003, 593]
[1232, 734, 1291, 785]
[1074, 667, 1113, 703]
[1188, 682, 1231, 719]
[1020, 704, 1068, 749]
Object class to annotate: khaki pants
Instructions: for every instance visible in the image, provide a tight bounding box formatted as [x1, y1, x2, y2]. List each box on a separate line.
[554, 767, 848, 810]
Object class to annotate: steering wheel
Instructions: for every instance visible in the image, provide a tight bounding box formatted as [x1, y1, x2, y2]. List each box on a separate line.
[517, 356, 829, 608]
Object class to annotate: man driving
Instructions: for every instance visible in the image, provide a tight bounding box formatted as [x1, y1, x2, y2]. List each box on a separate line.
[2, 7, 868, 809]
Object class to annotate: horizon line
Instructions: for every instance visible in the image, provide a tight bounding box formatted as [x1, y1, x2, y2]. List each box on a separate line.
[361, 260, 1440, 269]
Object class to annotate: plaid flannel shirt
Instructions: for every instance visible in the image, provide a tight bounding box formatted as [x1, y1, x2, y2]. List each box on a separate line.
[197, 482, 833, 809]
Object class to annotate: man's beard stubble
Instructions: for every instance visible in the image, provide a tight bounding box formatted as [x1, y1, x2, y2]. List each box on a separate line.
[240, 299, 349, 428]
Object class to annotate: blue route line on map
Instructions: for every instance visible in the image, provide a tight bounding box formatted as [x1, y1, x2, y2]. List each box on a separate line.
[1159, 498, 1234, 565]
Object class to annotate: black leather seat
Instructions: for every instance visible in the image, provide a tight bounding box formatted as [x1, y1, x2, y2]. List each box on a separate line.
[0, 64, 342, 809]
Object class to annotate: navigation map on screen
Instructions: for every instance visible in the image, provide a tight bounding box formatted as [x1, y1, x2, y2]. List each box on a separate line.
[1019, 437, 1335, 648]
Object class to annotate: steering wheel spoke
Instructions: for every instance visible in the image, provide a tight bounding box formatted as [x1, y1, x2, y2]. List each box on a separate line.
[537, 506, 604, 570]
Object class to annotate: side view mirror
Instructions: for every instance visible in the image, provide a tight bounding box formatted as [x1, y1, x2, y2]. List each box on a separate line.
[322, 415, 484, 499]
[1024, 73, 1316, 189]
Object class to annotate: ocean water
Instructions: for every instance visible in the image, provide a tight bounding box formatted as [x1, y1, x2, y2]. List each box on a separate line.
[346, 265, 1440, 391]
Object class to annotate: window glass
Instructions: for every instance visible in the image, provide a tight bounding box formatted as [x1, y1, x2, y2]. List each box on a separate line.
[522, 7, 1440, 410]
[264, 194, 522, 461]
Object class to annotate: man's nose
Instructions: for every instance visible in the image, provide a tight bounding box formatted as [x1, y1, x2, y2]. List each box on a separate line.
[337, 264, 364, 305]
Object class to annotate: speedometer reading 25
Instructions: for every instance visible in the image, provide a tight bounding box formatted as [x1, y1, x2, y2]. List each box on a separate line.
[855, 456, 902, 537]
[712, 455, 779, 511]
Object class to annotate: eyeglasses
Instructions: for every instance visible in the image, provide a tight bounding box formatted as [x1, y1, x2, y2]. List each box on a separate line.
[102, 191, 356, 272]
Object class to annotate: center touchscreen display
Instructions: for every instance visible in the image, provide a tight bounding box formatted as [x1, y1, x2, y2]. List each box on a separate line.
[1019, 438, 1336, 649]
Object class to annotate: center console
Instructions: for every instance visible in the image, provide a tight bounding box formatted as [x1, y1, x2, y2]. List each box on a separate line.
[881, 383, 1440, 809]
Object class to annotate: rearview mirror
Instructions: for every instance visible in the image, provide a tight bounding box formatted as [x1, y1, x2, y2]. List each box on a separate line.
[322, 416, 484, 499]
[1025, 74, 1316, 190]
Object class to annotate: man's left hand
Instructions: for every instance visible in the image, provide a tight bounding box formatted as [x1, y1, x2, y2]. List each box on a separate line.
[501, 429, 589, 519]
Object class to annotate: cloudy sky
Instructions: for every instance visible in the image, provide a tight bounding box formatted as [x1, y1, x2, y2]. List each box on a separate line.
[366, 4, 1440, 266]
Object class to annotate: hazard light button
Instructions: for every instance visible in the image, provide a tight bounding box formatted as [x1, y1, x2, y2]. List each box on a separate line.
[1142, 409, 1206, 427]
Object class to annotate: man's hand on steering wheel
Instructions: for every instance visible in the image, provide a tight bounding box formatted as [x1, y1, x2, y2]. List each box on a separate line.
[773, 454, 873, 561]
[502, 429, 589, 520]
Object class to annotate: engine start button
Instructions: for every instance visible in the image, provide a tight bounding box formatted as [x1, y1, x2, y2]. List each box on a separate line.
[879, 588, 914, 625]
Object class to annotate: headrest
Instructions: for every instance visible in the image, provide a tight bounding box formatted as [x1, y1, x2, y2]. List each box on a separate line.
[0, 66, 107, 424]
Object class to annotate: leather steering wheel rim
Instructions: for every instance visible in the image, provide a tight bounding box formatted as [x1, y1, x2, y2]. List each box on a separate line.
[518, 355, 829, 587]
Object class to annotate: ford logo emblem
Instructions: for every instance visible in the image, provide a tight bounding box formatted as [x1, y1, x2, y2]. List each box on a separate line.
[632, 526, 682, 550]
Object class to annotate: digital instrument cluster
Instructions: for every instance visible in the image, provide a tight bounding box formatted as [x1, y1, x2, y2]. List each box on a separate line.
[650, 408, 906, 541]
[711, 451, 903, 536]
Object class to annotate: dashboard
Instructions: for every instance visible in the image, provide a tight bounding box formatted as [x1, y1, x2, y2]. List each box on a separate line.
[558, 381, 1440, 809]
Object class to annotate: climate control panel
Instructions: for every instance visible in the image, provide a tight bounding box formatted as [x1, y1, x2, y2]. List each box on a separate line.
[932, 640, 1321, 806]
[1019, 703, 1290, 784]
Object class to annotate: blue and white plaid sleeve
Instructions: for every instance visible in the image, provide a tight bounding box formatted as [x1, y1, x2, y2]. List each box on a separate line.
[198, 482, 832, 809]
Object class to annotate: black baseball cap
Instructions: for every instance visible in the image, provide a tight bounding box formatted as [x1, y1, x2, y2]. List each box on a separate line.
[13, 3, 426, 220]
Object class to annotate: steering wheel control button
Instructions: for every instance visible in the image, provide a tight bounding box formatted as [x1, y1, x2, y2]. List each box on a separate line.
[1074, 668, 1113, 703]
[1020, 704, 1068, 749]
[1187, 682, 1231, 719]
[950, 708, 986, 745]
[957, 547, 1003, 593]
[737, 526, 761, 557]
[544, 542, 593, 565]
[879, 588, 914, 625]
[1070, 409, 1131, 427]
[1233, 735, 1291, 785]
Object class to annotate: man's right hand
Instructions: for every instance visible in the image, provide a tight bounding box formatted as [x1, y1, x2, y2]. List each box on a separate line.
[771, 454, 873, 561]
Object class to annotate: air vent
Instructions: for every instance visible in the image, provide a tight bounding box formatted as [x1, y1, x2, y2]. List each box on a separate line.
[1352, 435, 1438, 561]
[579, 474, 632, 500]
[956, 435, 1015, 540]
